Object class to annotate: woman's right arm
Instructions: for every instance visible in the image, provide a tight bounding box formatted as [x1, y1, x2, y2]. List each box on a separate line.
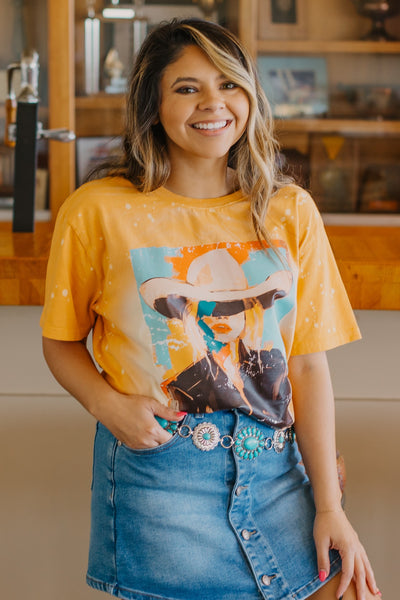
[42, 337, 185, 448]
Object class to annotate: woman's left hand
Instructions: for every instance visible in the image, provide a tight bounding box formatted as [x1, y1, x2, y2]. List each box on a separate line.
[313, 508, 379, 600]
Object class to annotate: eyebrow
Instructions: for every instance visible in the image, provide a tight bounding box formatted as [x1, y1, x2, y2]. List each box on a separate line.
[170, 74, 226, 88]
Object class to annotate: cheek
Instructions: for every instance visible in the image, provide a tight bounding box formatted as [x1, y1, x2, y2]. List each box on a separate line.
[227, 314, 246, 337]
[158, 98, 182, 131]
[236, 89, 250, 114]
[232, 96, 250, 141]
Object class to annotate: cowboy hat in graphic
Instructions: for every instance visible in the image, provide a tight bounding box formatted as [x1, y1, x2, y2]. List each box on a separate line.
[139, 248, 293, 319]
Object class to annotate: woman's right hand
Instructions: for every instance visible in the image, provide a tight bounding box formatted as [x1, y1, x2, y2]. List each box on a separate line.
[42, 337, 186, 450]
[97, 390, 187, 450]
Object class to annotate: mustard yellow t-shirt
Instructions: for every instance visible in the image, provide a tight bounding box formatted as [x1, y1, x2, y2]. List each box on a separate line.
[40, 177, 360, 427]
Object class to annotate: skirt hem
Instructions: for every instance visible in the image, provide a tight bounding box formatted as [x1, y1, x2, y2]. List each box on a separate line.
[86, 574, 180, 600]
[294, 555, 342, 599]
[87, 554, 342, 600]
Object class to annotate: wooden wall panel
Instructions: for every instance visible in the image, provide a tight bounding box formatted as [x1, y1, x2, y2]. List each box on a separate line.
[47, 0, 76, 219]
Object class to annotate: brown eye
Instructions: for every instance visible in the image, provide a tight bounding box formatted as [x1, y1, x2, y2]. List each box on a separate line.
[176, 86, 197, 94]
[221, 81, 238, 90]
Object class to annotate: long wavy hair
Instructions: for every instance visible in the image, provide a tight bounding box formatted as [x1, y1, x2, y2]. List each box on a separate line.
[91, 18, 290, 244]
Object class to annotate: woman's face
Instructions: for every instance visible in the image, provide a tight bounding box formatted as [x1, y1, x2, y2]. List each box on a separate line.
[158, 44, 249, 166]
[196, 299, 246, 344]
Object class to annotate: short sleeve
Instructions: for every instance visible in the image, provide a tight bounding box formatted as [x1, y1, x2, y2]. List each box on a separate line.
[291, 191, 361, 355]
[40, 213, 100, 341]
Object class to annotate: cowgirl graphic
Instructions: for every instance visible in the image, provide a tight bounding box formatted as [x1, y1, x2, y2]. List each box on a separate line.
[139, 247, 294, 426]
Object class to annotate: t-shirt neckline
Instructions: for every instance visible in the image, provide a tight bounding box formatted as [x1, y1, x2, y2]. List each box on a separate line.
[155, 186, 245, 208]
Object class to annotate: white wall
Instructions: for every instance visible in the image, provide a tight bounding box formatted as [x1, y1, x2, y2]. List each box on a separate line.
[1, 306, 399, 599]
[328, 310, 400, 400]
[2, 307, 399, 399]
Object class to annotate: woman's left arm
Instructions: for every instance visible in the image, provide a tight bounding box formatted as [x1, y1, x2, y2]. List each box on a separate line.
[288, 351, 379, 600]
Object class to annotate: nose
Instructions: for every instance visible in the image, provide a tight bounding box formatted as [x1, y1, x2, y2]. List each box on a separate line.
[197, 87, 225, 111]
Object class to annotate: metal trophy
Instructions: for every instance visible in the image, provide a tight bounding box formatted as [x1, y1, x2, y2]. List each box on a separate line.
[351, 0, 400, 41]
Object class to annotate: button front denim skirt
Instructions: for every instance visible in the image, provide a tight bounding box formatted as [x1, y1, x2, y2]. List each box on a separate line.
[87, 410, 341, 600]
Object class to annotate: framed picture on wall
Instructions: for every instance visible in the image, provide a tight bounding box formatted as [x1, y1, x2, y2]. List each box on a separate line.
[258, 0, 307, 40]
[257, 56, 328, 118]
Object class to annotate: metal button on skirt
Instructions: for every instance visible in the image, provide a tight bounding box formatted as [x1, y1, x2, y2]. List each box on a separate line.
[87, 410, 341, 600]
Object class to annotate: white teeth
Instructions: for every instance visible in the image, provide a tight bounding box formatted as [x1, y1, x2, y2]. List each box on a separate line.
[192, 121, 227, 130]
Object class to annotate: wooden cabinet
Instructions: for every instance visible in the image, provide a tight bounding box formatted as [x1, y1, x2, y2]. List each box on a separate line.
[51, 0, 400, 216]
[238, 0, 400, 215]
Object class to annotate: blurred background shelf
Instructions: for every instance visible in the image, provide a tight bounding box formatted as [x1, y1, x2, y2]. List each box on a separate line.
[257, 40, 400, 54]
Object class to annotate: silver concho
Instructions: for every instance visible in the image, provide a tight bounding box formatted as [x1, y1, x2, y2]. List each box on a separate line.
[272, 429, 286, 453]
[192, 422, 220, 451]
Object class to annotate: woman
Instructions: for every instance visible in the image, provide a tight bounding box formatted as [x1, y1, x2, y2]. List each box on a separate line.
[41, 18, 380, 600]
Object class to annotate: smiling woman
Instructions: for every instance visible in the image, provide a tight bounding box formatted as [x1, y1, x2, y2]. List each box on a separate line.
[40, 18, 381, 600]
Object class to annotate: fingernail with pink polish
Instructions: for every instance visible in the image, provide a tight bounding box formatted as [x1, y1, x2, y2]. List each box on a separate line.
[176, 411, 187, 417]
[318, 569, 327, 582]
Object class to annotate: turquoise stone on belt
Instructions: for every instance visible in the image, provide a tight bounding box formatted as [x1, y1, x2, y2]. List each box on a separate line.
[243, 436, 259, 450]
[155, 417, 169, 429]
[155, 416, 179, 435]
[234, 426, 264, 460]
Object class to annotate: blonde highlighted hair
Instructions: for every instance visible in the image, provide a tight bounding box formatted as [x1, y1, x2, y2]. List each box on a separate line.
[93, 19, 290, 244]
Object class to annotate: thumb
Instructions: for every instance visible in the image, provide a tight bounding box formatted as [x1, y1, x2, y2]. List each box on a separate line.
[315, 534, 331, 584]
[314, 514, 331, 583]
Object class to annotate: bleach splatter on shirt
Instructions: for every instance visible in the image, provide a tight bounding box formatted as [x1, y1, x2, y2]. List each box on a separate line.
[41, 178, 360, 424]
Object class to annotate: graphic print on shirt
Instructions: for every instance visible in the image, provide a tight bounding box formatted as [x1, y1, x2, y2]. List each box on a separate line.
[130, 242, 296, 427]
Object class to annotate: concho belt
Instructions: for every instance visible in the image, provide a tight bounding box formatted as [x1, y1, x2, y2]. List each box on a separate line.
[156, 417, 295, 460]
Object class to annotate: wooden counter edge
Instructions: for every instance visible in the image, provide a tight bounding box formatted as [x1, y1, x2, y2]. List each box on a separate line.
[0, 223, 399, 309]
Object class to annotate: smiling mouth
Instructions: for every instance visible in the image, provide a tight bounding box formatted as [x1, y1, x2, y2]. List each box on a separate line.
[191, 120, 230, 131]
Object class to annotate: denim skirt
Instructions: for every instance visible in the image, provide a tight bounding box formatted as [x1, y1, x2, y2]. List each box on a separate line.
[87, 410, 341, 600]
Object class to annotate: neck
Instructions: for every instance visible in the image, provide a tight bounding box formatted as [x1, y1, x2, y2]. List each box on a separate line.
[164, 157, 236, 199]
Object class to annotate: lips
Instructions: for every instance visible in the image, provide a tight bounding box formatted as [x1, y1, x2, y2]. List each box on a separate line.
[191, 120, 229, 130]
[210, 323, 232, 334]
